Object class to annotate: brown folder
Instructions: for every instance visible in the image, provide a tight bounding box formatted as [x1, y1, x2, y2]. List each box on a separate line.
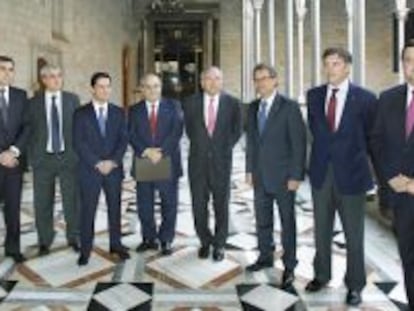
[134, 156, 171, 182]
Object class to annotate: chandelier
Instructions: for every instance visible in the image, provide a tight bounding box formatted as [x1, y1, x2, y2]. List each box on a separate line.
[148, 0, 185, 14]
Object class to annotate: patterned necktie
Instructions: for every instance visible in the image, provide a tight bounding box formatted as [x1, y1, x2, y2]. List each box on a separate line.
[406, 90, 414, 139]
[150, 103, 157, 138]
[207, 97, 216, 136]
[51, 95, 61, 152]
[98, 107, 106, 137]
[327, 88, 339, 132]
[258, 100, 267, 135]
[0, 88, 8, 126]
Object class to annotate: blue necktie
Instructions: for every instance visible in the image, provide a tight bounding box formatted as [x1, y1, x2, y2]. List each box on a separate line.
[51, 95, 61, 153]
[98, 107, 106, 136]
[258, 100, 267, 135]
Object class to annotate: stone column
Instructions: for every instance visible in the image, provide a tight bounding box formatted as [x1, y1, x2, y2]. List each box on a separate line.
[396, 0, 408, 83]
[296, 0, 307, 104]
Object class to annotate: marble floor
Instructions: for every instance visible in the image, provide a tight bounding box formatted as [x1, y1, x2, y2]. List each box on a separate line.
[0, 139, 409, 311]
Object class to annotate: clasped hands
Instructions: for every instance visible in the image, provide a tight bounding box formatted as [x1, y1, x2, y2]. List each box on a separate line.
[0, 150, 19, 168]
[245, 173, 301, 191]
[388, 174, 414, 195]
[142, 147, 163, 164]
[95, 160, 118, 175]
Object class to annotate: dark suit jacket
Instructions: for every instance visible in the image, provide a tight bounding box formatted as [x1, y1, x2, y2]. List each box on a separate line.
[246, 93, 306, 194]
[28, 91, 80, 169]
[307, 83, 377, 195]
[128, 98, 183, 179]
[371, 84, 414, 183]
[0, 86, 29, 170]
[183, 92, 242, 186]
[73, 102, 128, 180]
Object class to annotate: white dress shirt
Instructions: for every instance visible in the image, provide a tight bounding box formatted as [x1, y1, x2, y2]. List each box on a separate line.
[203, 93, 220, 129]
[0, 85, 9, 104]
[259, 89, 278, 118]
[93, 101, 109, 121]
[325, 79, 350, 129]
[45, 91, 65, 153]
[146, 100, 159, 118]
[406, 83, 414, 108]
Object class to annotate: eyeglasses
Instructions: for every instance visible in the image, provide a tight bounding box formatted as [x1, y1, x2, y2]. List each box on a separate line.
[253, 76, 273, 83]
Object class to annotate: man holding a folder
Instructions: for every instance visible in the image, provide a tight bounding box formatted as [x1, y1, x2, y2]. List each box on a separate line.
[129, 73, 183, 256]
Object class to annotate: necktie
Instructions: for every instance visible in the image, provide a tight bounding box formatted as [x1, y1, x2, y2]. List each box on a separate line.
[51, 95, 61, 153]
[207, 97, 216, 136]
[258, 100, 267, 135]
[0, 88, 8, 126]
[327, 88, 339, 132]
[150, 103, 157, 138]
[98, 107, 106, 137]
[406, 91, 414, 138]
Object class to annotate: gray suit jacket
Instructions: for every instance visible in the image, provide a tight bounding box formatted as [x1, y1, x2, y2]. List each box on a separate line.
[246, 93, 307, 194]
[28, 91, 80, 169]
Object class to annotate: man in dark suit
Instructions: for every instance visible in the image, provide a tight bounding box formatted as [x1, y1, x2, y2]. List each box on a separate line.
[245, 63, 306, 289]
[0, 55, 29, 263]
[73, 72, 129, 265]
[183, 67, 241, 261]
[371, 40, 414, 310]
[305, 48, 376, 306]
[129, 73, 183, 256]
[28, 64, 80, 256]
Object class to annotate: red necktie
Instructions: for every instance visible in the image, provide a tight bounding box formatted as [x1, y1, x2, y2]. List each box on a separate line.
[327, 88, 339, 132]
[150, 103, 157, 138]
[207, 97, 216, 136]
[406, 91, 414, 139]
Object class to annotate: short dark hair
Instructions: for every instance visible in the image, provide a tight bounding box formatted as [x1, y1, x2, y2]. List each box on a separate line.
[0, 55, 15, 66]
[253, 63, 278, 78]
[90, 72, 111, 87]
[322, 47, 352, 64]
[401, 39, 414, 60]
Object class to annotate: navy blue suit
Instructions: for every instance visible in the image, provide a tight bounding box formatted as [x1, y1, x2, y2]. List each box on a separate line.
[307, 83, 376, 291]
[246, 93, 306, 270]
[73, 102, 128, 257]
[371, 84, 414, 309]
[0, 87, 29, 256]
[128, 99, 183, 244]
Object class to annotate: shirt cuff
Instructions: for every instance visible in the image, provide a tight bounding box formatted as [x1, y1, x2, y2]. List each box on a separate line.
[9, 146, 21, 158]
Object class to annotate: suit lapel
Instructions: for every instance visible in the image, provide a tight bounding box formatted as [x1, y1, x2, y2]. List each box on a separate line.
[315, 85, 330, 132]
[156, 99, 168, 140]
[261, 94, 282, 139]
[211, 93, 227, 138]
[87, 102, 104, 140]
[198, 94, 209, 137]
[335, 84, 354, 134]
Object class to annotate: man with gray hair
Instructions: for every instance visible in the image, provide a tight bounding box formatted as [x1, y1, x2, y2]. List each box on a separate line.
[183, 67, 241, 261]
[28, 64, 80, 256]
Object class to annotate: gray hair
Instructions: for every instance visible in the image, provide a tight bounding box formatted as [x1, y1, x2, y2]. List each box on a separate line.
[201, 66, 223, 79]
[40, 64, 62, 77]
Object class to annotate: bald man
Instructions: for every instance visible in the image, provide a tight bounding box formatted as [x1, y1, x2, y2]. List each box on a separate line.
[129, 73, 183, 256]
[183, 67, 242, 261]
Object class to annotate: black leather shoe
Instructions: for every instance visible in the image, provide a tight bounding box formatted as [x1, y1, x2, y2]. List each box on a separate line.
[305, 279, 327, 292]
[6, 253, 26, 263]
[136, 240, 158, 252]
[281, 270, 295, 288]
[161, 242, 173, 256]
[38, 245, 50, 256]
[77, 254, 89, 266]
[346, 290, 362, 306]
[212, 248, 225, 261]
[68, 242, 80, 252]
[198, 245, 210, 259]
[246, 260, 273, 272]
[110, 248, 130, 260]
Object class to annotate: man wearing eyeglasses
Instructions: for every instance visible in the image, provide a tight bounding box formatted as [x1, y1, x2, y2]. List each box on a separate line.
[245, 63, 306, 290]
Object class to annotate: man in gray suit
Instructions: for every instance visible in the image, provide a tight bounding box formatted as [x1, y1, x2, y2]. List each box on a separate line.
[28, 64, 80, 255]
[245, 63, 306, 289]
